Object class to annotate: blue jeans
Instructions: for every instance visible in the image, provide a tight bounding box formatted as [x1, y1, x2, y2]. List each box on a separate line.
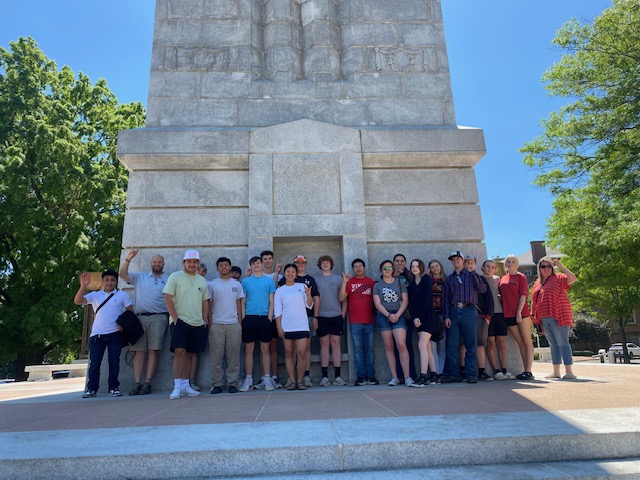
[87, 332, 122, 392]
[542, 317, 573, 365]
[350, 323, 375, 378]
[444, 306, 477, 379]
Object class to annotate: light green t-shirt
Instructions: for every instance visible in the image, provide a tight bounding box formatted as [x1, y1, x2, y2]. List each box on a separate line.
[163, 270, 210, 327]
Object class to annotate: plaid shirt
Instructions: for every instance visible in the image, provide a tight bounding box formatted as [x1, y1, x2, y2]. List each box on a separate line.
[442, 269, 487, 319]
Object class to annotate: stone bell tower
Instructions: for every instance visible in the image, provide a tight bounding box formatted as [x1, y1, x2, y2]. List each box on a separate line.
[115, 0, 487, 389]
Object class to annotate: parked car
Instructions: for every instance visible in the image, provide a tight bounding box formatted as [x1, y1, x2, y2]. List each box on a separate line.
[608, 343, 640, 359]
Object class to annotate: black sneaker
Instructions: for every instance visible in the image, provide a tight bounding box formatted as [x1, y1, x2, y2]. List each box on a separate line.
[140, 383, 152, 395]
[129, 383, 142, 396]
[210, 386, 223, 394]
[478, 371, 494, 381]
[467, 376, 478, 384]
[429, 373, 440, 384]
[354, 377, 367, 386]
[228, 385, 238, 394]
[516, 371, 535, 381]
[108, 388, 123, 397]
[414, 374, 430, 387]
[367, 377, 380, 385]
[82, 390, 96, 398]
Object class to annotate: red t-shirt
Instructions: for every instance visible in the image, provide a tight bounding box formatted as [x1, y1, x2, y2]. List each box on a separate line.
[531, 273, 573, 327]
[499, 272, 531, 318]
[344, 276, 376, 324]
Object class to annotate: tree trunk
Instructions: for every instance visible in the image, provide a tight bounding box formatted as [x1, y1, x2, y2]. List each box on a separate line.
[15, 351, 45, 382]
[618, 318, 630, 364]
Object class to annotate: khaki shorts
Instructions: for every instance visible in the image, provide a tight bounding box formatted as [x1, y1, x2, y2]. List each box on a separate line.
[131, 313, 168, 351]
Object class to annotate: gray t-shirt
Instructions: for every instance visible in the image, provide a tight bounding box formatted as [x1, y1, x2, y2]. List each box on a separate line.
[208, 278, 245, 325]
[314, 273, 343, 317]
[128, 272, 169, 314]
[373, 278, 406, 312]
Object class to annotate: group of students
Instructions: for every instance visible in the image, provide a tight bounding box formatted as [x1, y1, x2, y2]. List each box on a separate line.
[75, 247, 578, 399]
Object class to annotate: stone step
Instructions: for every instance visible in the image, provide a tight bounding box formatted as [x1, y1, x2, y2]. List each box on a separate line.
[1, 408, 639, 479]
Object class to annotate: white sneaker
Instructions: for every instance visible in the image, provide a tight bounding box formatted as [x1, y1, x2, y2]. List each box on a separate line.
[263, 376, 275, 391]
[319, 376, 330, 387]
[254, 380, 265, 390]
[189, 381, 201, 391]
[388, 377, 400, 386]
[493, 371, 505, 381]
[182, 384, 200, 397]
[303, 375, 313, 387]
[404, 377, 415, 387]
[272, 376, 283, 389]
[504, 372, 516, 380]
[239, 377, 253, 392]
[333, 376, 347, 386]
[169, 387, 182, 400]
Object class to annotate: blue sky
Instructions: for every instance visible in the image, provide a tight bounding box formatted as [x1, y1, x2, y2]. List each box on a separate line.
[1, 0, 612, 259]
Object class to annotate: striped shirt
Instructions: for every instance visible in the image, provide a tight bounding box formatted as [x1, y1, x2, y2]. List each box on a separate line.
[531, 273, 573, 327]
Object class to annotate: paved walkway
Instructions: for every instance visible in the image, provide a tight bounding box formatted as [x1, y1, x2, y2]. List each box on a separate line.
[1, 362, 639, 479]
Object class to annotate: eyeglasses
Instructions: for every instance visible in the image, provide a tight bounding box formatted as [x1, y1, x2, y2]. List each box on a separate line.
[540, 265, 552, 269]
[382, 267, 394, 271]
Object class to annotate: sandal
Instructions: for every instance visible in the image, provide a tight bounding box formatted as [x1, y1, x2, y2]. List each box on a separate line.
[286, 383, 297, 391]
[297, 384, 307, 390]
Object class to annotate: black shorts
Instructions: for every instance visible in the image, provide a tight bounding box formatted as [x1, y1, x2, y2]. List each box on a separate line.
[283, 331, 310, 340]
[242, 315, 273, 343]
[316, 315, 344, 337]
[169, 319, 207, 354]
[505, 316, 518, 327]
[477, 316, 488, 346]
[488, 313, 508, 336]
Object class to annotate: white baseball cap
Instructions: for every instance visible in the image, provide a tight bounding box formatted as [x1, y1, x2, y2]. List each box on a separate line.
[183, 249, 200, 261]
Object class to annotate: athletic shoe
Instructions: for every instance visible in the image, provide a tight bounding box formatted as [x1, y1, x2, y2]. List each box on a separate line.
[493, 371, 505, 381]
[410, 374, 428, 387]
[82, 390, 96, 398]
[429, 373, 440, 384]
[108, 388, 123, 397]
[404, 377, 415, 387]
[254, 380, 265, 390]
[210, 386, 223, 394]
[140, 383, 152, 395]
[354, 377, 367, 386]
[182, 384, 201, 397]
[333, 376, 347, 386]
[169, 388, 182, 399]
[516, 372, 534, 381]
[239, 377, 254, 392]
[562, 373, 577, 380]
[303, 375, 313, 387]
[128, 383, 142, 396]
[263, 376, 275, 391]
[319, 376, 331, 387]
[466, 376, 478, 384]
[228, 385, 238, 394]
[504, 372, 516, 380]
[388, 377, 400, 386]
[189, 381, 201, 392]
[368, 377, 380, 385]
[545, 373, 561, 379]
[478, 372, 494, 381]
[272, 376, 283, 389]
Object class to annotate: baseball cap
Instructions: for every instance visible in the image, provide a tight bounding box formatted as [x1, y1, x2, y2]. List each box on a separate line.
[183, 249, 200, 261]
[448, 250, 464, 260]
[464, 254, 476, 261]
[293, 255, 307, 263]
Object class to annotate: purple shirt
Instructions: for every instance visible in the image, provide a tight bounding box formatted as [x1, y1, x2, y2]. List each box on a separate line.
[442, 269, 487, 319]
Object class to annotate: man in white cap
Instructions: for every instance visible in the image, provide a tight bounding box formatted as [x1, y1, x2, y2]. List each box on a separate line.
[163, 249, 210, 399]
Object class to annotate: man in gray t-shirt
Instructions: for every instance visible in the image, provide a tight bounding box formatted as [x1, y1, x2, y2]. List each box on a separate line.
[119, 249, 169, 395]
[314, 255, 347, 386]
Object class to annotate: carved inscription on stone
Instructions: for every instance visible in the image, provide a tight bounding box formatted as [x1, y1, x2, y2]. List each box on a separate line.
[375, 47, 425, 73]
[163, 47, 231, 71]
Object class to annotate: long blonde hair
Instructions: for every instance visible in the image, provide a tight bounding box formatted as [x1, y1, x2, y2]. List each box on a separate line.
[427, 259, 447, 281]
[536, 256, 555, 282]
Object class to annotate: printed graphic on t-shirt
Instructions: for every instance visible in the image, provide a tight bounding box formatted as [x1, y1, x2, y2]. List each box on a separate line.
[381, 286, 399, 304]
[350, 283, 372, 295]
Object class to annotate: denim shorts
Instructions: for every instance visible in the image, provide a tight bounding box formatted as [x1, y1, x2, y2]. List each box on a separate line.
[375, 310, 407, 332]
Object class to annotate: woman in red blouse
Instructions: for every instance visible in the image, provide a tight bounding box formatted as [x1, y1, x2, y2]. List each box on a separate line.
[499, 255, 535, 380]
[531, 257, 578, 380]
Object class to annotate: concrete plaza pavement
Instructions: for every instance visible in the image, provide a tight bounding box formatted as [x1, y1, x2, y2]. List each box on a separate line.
[1, 361, 639, 479]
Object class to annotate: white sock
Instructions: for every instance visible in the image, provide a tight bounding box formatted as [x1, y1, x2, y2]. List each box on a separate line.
[174, 379, 182, 389]
[181, 379, 189, 389]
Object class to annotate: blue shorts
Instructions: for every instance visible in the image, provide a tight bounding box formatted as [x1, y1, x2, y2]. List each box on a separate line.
[375, 310, 407, 332]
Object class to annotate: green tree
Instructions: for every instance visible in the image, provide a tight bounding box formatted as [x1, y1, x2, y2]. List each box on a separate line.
[521, 0, 640, 362]
[0, 37, 145, 379]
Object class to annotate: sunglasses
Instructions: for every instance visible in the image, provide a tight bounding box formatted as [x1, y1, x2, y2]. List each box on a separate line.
[540, 264, 552, 269]
[382, 267, 394, 271]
